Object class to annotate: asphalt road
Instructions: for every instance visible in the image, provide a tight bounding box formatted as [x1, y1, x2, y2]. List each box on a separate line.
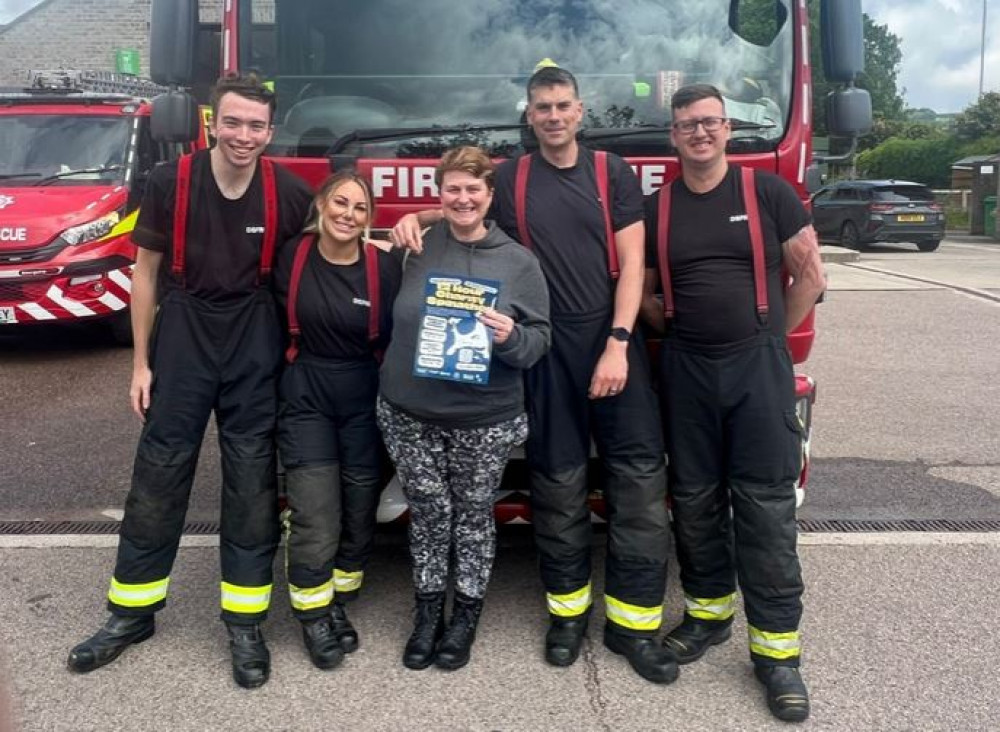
[1, 235, 999, 731]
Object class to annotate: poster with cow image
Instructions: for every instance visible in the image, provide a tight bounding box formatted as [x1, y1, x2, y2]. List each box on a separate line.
[413, 274, 500, 385]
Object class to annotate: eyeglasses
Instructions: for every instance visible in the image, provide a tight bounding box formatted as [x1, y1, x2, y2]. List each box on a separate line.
[671, 116, 728, 135]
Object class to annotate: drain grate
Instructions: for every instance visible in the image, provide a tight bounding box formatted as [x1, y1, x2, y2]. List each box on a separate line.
[2, 518, 1000, 535]
[0, 520, 221, 535]
[797, 518, 1000, 533]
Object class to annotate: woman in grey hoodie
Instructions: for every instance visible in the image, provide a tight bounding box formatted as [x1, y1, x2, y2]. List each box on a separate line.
[377, 146, 551, 672]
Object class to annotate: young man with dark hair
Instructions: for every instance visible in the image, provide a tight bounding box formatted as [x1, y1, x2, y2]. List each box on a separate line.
[67, 73, 313, 689]
[641, 83, 825, 722]
[391, 66, 676, 685]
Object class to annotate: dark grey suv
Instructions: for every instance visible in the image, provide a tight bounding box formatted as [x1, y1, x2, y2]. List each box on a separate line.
[811, 180, 945, 252]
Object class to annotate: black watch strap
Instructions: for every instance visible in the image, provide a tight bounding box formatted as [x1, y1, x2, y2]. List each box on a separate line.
[609, 327, 631, 342]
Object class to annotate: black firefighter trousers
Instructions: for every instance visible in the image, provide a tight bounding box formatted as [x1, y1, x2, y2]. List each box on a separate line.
[659, 333, 805, 667]
[108, 289, 282, 625]
[277, 355, 382, 620]
[526, 309, 669, 637]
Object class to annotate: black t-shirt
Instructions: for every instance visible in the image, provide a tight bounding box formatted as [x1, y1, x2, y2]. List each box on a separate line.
[643, 166, 810, 345]
[274, 235, 404, 361]
[489, 148, 644, 316]
[133, 150, 313, 302]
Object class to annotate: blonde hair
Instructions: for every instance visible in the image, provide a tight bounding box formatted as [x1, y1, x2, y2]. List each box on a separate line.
[306, 171, 376, 243]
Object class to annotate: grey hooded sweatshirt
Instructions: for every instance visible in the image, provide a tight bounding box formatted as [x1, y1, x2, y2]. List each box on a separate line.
[379, 220, 551, 428]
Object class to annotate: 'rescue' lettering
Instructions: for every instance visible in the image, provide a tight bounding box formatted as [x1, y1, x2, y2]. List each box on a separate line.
[0, 227, 28, 242]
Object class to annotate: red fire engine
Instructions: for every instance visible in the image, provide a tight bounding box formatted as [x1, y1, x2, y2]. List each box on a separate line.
[0, 70, 202, 343]
[145, 0, 871, 519]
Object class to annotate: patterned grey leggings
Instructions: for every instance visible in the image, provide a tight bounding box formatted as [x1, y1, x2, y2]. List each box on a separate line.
[377, 398, 528, 598]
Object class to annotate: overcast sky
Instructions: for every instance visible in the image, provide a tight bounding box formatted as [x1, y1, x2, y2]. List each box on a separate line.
[1, 0, 996, 112]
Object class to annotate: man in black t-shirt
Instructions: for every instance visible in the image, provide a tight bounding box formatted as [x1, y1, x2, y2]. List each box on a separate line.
[391, 67, 675, 685]
[68, 74, 312, 689]
[641, 84, 825, 722]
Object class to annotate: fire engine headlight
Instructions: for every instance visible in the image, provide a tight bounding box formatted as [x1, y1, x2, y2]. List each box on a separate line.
[60, 212, 121, 246]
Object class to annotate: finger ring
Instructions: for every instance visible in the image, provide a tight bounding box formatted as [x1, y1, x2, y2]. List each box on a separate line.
[609, 388, 618, 395]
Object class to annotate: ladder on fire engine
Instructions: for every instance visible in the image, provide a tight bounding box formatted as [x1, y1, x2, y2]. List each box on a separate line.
[27, 70, 168, 99]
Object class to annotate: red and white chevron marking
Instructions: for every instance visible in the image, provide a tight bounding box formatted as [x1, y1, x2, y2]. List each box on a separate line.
[8, 266, 133, 322]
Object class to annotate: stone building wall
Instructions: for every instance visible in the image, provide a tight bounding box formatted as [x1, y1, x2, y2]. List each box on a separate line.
[0, 0, 240, 87]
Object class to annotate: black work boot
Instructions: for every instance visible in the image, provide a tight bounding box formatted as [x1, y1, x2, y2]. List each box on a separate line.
[663, 614, 733, 664]
[603, 625, 680, 684]
[755, 665, 810, 723]
[301, 615, 346, 670]
[67, 614, 155, 673]
[435, 592, 485, 671]
[545, 612, 589, 667]
[402, 591, 445, 670]
[330, 601, 359, 653]
[226, 623, 270, 689]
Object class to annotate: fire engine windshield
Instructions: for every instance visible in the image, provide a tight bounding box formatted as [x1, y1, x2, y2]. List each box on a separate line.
[0, 115, 131, 185]
[242, 0, 795, 158]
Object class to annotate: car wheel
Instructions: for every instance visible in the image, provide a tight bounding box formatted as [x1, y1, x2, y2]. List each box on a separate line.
[108, 310, 133, 346]
[917, 239, 941, 252]
[839, 221, 861, 250]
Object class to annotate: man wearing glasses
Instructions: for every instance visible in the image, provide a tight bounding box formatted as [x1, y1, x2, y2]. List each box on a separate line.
[67, 74, 312, 689]
[641, 84, 825, 723]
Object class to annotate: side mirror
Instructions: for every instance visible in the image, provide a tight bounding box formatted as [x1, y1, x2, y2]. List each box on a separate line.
[805, 164, 824, 194]
[826, 87, 872, 137]
[150, 0, 198, 86]
[820, 0, 864, 83]
[151, 92, 200, 144]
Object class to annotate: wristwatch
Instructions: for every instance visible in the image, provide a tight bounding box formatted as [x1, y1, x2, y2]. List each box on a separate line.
[609, 327, 631, 342]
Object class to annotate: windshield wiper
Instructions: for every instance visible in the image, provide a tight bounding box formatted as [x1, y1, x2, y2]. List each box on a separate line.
[35, 165, 124, 186]
[581, 118, 776, 142]
[0, 172, 43, 181]
[328, 124, 526, 155]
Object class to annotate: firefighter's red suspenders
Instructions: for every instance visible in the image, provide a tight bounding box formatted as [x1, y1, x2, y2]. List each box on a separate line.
[657, 166, 769, 324]
[172, 154, 278, 286]
[284, 234, 381, 363]
[514, 150, 620, 279]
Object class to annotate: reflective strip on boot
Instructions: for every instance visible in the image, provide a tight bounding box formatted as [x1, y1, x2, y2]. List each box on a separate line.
[288, 579, 334, 612]
[546, 583, 592, 618]
[221, 582, 272, 615]
[605, 595, 662, 632]
[334, 569, 363, 594]
[684, 592, 737, 621]
[748, 625, 801, 661]
[108, 577, 169, 608]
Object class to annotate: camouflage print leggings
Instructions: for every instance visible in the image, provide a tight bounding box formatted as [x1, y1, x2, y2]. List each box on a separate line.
[377, 398, 528, 598]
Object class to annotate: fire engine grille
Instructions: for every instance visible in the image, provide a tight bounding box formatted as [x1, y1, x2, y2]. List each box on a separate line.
[1, 519, 999, 536]
[0, 240, 65, 265]
[0, 280, 49, 302]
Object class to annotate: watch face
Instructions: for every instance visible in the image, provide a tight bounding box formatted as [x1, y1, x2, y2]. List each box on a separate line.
[610, 327, 630, 342]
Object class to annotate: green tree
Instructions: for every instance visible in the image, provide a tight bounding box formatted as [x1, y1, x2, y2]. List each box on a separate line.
[855, 137, 959, 188]
[809, 2, 906, 138]
[952, 92, 1000, 141]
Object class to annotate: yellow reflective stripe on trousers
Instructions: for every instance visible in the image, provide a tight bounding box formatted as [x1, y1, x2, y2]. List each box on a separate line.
[685, 592, 737, 621]
[748, 626, 801, 660]
[220, 582, 272, 614]
[546, 583, 592, 617]
[288, 580, 334, 611]
[333, 569, 363, 593]
[605, 595, 662, 631]
[108, 577, 169, 608]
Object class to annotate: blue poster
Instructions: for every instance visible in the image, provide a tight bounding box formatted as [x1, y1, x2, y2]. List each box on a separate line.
[413, 274, 501, 384]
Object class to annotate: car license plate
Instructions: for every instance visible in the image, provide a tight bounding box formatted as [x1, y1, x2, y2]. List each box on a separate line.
[0, 306, 17, 324]
[897, 214, 925, 222]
